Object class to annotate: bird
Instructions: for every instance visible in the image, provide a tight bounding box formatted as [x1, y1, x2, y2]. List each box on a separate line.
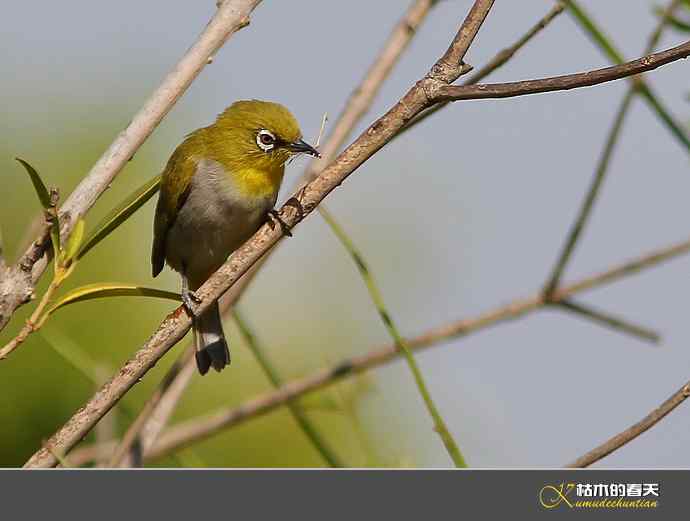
[151, 100, 320, 375]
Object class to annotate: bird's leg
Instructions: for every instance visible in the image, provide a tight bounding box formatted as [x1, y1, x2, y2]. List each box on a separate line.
[181, 272, 202, 316]
[267, 209, 293, 237]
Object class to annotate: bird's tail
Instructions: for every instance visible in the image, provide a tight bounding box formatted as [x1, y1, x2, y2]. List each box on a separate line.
[194, 301, 231, 375]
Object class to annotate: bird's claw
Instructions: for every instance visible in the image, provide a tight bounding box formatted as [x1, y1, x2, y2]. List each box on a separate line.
[182, 289, 202, 316]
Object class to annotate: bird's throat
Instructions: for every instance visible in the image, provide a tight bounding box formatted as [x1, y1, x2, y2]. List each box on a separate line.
[231, 166, 284, 199]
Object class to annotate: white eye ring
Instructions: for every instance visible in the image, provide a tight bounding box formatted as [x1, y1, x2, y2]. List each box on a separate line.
[256, 129, 276, 152]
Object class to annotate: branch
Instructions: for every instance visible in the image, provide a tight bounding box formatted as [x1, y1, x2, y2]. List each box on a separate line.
[567, 380, 690, 468]
[68, 235, 690, 465]
[556, 299, 660, 344]
[0, 0, 262, 333]
[432, 39, 690, 102]
[26, 4, 689, 468]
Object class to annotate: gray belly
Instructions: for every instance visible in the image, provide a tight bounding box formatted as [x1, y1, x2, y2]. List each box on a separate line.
[165, 159, 276, 288]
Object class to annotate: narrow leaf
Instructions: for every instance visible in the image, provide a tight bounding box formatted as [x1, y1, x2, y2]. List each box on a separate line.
[63, 219, 85, 264]
[16, 157, 51, 208]
[15, 158, 62, 265]
[77, 175, 161, 260]
[43, 282, 180, 320]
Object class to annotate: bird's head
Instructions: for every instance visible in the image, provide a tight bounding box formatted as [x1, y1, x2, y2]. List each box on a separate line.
[212, 100, 320, 171]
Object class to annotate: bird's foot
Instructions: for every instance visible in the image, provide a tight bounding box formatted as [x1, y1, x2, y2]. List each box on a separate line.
[182, 289, 202, 316]
[267, 209, 293, 237]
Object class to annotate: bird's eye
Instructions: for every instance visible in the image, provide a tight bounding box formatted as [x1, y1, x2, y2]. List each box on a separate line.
[256, 130, 276, 151]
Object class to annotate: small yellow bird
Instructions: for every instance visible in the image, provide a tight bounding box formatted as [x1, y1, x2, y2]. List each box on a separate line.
[152, 100, 319, 375]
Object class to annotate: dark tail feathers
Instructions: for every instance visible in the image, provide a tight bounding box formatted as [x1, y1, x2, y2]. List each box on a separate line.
[194, 301, 231, 375]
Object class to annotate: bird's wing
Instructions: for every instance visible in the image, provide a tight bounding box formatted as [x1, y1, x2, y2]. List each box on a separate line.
[151, 143, 196, 277]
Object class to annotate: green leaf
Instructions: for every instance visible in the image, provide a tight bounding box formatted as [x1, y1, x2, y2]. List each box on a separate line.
[43, 282, 180, 321]
[77, 174, 161, 260]
[63, 219, 85, 264]
[16, 157, 51, 209]
[16, 157, 62, 266]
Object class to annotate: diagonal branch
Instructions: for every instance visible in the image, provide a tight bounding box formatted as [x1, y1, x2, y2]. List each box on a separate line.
[0, 0, 263, 334]
[67, 235, 690, 466]
[555, 299, 660, 344]
[26, 3, 690, 468]
[107, 0, 444, 469]
[567, 379, 690, 468]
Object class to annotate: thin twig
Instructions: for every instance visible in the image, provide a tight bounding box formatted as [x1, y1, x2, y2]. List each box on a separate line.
[432, 40, 690, 101]
[556, 300, 660, 344]
[0, 277, 62, 359]
[567, 380, 690, 468]
[399, 2, 565, 138]
[233, 310, 343, 467]
[0, 0, 262, 333]
[27, 3, 690, 468]
[543, 0, 684, 296]
[320, 207, 466, 467]
[68, 235, 690, 465]
[543, 90, 635, 295]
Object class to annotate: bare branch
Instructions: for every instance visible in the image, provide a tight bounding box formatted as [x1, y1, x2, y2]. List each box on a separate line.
[567, 380, 690, 468]
[432, 39, 690, 101]
[69, 235, 690, 465]
[0, 0, 262, 333]
[543, 90, 635, 295]
[556, 300, 660, 344]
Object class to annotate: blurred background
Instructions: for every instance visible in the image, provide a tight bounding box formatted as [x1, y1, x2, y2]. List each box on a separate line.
[1, 1, 689, 468]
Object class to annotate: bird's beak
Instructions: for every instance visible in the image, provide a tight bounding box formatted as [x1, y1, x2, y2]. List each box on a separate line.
[288, 139, 321, 158]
